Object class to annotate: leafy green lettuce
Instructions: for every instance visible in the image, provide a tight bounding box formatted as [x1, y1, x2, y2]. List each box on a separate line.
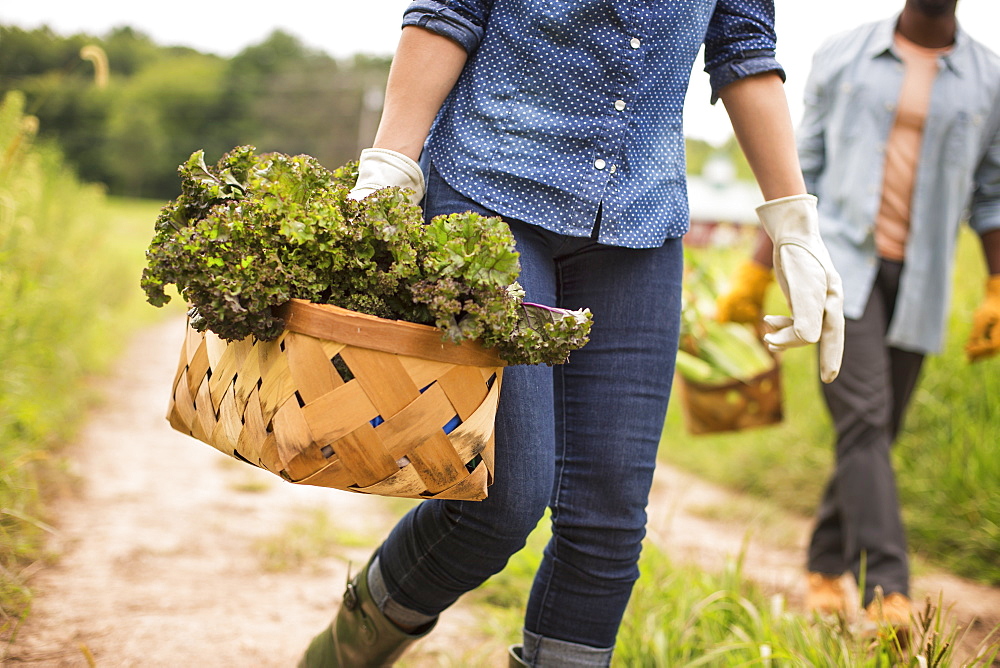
[141, 146, 592, 366]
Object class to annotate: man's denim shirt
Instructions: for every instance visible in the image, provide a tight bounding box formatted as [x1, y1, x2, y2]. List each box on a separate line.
[403, 0, 783, 249]
[798, 15, 1000, 354]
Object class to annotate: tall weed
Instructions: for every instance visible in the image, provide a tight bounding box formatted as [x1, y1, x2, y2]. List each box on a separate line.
[0, 91, 164, 630]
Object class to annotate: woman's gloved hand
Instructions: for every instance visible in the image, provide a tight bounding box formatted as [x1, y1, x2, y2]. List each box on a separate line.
[349, 148, 425, 203]
[755, 194, 845, 383]
[965, 275, 1000, 362]
[715, 260, 774, 324]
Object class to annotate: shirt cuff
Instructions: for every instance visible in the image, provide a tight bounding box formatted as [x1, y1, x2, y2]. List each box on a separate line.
[708, 52, 786, 104]
[402, 3, 485, 55]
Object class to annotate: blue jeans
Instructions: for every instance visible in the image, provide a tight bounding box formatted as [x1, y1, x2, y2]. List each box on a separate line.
[376, 165, 682, 663]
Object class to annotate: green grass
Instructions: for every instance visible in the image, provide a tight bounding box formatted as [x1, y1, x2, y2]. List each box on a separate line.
[616, 544, 999, 667]
[254, 507, 384, 573]
[660, 228, 1000, 585]
[471, 517, 999, 666]
[0, 91, 170, 632]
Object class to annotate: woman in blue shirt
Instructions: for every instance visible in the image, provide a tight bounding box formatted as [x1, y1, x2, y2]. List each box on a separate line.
[301, 1, 845, 666]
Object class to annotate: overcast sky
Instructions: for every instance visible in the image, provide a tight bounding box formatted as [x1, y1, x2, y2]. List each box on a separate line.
[2, 1, 998, 143]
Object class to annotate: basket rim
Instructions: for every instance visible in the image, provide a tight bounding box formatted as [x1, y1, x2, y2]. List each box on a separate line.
[677, 361, 779, 391]
[276, 299, 505, 368]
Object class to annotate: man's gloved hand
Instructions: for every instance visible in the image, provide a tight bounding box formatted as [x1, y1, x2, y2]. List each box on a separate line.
[965, 275, 1000, 362]
[349, 148, 425, 202]
[755, 194, 845, 383]
[716, 260, 774, 324]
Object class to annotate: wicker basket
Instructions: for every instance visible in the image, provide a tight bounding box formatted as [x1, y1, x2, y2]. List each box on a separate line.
[166, 299, 505, 501]
[676, 362, 782, 435]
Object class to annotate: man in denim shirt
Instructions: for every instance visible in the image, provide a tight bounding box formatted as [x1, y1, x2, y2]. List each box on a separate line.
[299, 1, 845, 666]
[718, 0, 1000, 636]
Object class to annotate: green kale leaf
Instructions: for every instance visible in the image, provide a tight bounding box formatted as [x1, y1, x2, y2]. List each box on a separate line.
[141, 146, 592, 366]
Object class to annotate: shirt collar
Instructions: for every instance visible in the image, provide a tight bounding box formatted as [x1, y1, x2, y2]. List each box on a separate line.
[867, 13, 970, 77]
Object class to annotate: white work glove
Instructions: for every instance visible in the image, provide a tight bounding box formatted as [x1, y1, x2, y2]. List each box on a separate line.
[349, 148, 425, 202]
[756, 194, 845, 383]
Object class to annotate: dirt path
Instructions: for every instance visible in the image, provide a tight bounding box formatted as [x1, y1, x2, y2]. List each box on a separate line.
[3, 317, 998, 666]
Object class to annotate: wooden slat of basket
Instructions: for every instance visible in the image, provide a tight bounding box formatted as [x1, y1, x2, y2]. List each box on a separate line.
[271, 400, 317, 472]
[208, 336, 252, 412]
[173, 328, 195, 394]
[408, 430, 470, 493]
[167, 365, 196, 432]
[442, 377, 501, 463]
[350, 461, 428, 498]
[277, 299, 504, 368]
[373, 384, 457, 458]
[258, 341, 296, 424]
[397, 356, 454, 393]
[233, 343, 262, 409]
[185, 338, 210, 403]
[436, 364, 491, 421]
[341, 346, 421, 417]
[192, 377, 216, 444]
[237, 386, 270, 464]
[284, 331, 345, 402]
[292, 456, 355, 489]
[332, 423, 400, 487]
[204, 331, 230, 374]
[212, 385, 242, 453]
[432, 459, 490, 500]
[300, 382, 380, 446]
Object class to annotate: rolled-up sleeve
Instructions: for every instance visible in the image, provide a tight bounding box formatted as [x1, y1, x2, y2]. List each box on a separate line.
[402, 0, 493, 55]
[969, 112, 1000, 235]
[703, 0, 785, 103]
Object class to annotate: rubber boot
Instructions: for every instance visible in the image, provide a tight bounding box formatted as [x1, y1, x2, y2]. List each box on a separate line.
[508, 645, 529, 667]
[298, 560, 435, 667]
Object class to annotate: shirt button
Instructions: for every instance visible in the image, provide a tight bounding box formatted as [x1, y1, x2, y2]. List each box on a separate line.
[594, 159, 607, 170]
[614, 100, 626, 111]
[609, 164, 617, 174]
[630, 37, 641, 49]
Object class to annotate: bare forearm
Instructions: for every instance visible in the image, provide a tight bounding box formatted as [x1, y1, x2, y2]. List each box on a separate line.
[371, 26, 468, 160]
[982, 228, 1000, 275]
[751, 228, 774, 268]
[718, 73, 807, 202]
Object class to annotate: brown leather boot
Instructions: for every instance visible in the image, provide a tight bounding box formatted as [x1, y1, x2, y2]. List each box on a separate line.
[805, 572, 847, 617]
[298, 560, 435, 667]
[862, 591, 912, 645]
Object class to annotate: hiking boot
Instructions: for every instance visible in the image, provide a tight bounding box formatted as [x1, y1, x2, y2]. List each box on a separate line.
[298, 559, 435, 667]
[805, 572, 847, 617]
[863, 591, 912, 638]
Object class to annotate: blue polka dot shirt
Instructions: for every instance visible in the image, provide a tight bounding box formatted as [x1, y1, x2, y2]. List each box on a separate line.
[403, 0, 784, 249]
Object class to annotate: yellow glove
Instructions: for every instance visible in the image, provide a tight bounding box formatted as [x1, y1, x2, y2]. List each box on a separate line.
[966, 275, 1000, 362]
[716, 260, 774, 324]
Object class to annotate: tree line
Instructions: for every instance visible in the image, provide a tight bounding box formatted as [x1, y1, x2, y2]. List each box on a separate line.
[0, 25, 392, 199]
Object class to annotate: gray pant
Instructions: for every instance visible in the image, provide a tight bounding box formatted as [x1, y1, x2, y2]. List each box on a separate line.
[807, 259, 923, 606]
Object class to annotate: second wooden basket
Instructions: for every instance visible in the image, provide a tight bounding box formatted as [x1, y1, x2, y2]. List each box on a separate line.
[166, 299, 505, 501]
[676, 363, 782, 435]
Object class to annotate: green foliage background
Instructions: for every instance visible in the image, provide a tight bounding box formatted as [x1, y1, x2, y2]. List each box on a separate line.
[0, 92, 169, 630]
[0, 25, 390, 200]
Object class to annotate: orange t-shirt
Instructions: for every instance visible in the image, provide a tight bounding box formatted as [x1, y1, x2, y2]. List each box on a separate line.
[875, 33, 951, 261]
